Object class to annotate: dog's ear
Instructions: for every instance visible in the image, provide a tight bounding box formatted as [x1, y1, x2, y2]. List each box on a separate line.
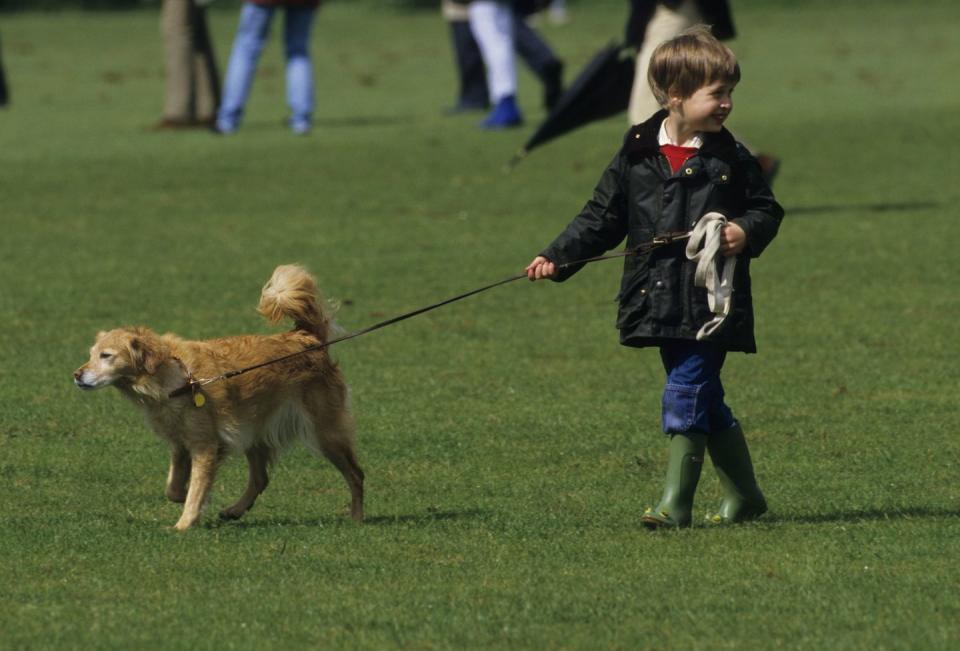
[127, 336, 160, 375]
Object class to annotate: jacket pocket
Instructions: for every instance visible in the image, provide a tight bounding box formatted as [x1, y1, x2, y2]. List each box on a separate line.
[615, 266, 650, 329]
[652, 257, 682, 324]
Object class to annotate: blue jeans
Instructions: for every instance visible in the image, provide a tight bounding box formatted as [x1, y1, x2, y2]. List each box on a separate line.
[659, 340, 736, 435]
[216, 3, 317, 133]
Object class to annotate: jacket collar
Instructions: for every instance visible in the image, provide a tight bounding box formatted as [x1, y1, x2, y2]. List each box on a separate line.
[624, 110, 739, 163]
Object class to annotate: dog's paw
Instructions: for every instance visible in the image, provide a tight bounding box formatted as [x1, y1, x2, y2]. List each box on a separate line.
[165, 489, 187, 504]
[219, 507, 245, 521]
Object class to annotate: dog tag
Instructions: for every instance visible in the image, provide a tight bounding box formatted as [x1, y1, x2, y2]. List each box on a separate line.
[193, 392, 206, 408]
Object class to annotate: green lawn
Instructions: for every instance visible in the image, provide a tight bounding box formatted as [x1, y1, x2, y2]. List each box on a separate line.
[1, 1, 959, 648]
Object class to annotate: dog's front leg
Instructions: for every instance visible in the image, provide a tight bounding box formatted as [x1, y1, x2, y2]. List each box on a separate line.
[220, 444, 271, 521]
[165, 444, 191, 503]
[173, 446, 219, 531]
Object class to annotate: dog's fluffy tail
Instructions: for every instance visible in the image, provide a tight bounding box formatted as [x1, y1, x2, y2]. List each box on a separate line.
[258, 264, 332, 341]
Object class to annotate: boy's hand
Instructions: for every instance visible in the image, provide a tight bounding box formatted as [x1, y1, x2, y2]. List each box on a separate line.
[721, 223, 747, 257]
[525, 256, 557, 281]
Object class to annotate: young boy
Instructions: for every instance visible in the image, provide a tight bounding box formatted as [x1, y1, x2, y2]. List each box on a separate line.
[526, 26, 783, 529]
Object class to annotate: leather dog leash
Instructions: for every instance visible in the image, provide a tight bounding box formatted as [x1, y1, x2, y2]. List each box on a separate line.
[169, 231, 692, 403]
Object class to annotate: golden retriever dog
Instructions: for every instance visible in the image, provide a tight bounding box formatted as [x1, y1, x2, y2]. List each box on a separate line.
[74, 264, 363, 531]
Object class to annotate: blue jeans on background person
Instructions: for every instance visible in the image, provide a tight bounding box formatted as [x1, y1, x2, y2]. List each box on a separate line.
[216, 3, 317, 134]
[659, 340, 736, 435]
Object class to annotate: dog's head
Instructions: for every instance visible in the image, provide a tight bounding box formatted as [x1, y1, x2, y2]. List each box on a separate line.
[74, 328, 166, 391]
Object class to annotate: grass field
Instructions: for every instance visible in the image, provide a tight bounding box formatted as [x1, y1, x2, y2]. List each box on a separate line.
[2, 1, 959, 648]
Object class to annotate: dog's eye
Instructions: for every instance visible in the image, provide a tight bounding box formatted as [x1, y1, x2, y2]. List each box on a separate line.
[99, 352, 114, 360]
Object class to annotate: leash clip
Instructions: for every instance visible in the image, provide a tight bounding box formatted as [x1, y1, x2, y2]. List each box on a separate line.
[167, 357, 206, 406]
[652, 231, 690, 247]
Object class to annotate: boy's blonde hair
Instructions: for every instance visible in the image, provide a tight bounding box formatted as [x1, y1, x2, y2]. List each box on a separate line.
[647, 25, 741, 108]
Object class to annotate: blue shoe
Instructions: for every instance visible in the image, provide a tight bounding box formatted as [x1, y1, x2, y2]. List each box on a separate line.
[291, 121, 311, 136]
[480, 96, 523, 129]
[212, 119, 237, 135]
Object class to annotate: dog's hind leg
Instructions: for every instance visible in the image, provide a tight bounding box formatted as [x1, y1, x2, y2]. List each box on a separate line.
[320, 437, 365, 522]
[173, 445, 220, 531]
[165, 444, 191, 503]
[220, 444, 271, 521]
[304, 393, 364, 522]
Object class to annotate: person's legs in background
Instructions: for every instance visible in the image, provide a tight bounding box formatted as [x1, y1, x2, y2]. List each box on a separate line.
[159, 0, 194, 126]
[514, 17, 563, 111]
[190, 0, 220, 125]
[216, 3, 275, 134]
[283, 6, 317, 135]
[469, 1, 522, 129]
[443, 0, 489, 113]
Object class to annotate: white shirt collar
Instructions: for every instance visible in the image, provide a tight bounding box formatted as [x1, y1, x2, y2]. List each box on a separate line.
[658, 119, 703, 148]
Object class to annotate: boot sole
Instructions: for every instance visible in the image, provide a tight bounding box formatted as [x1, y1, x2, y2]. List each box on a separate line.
[641, 514, 690, 530]
[705, 505, 768, 525]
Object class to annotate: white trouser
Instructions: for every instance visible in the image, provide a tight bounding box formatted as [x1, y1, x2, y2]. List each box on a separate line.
[628, 0, 702, 125]
[469, 1, 517, 102]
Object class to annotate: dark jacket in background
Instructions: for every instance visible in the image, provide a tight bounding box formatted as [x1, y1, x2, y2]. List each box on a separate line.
[540, 110, 783, 353]
[450, 0, 551, 17]
[248, 0, 321, 8]
[625, 0, 735, 47]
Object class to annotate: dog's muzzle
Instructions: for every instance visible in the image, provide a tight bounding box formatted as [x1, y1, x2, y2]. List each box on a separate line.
[73, 369, 98, 390]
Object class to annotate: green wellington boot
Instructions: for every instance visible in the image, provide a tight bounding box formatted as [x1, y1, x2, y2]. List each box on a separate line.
[704, 423, 768, 524]
[641, 432, 707, 529]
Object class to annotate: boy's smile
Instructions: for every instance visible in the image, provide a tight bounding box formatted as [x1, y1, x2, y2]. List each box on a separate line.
[666, 80, 736, 144]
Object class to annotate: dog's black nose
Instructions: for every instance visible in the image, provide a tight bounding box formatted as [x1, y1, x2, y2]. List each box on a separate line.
[73, 369, 91, 389]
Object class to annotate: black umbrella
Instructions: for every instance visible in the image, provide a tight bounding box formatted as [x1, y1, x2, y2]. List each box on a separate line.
[0, 36, 8, 108]
[510, 42, 635, 166]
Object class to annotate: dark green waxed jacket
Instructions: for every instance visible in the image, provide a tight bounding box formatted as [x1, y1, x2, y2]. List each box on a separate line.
[540, 110, 784, 353]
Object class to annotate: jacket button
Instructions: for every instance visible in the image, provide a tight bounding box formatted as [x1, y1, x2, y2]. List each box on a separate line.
[684, 168, 693, 175]
[721, 174, 729, 181]
[655, 281, 664, 288]
[639, 288, 647, 295]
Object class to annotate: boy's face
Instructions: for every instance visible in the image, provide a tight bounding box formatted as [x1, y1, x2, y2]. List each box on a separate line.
[672, 80, 736, 133]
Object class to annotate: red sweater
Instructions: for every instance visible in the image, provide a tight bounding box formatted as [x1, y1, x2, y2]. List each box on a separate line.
[660, 144, 699, 174]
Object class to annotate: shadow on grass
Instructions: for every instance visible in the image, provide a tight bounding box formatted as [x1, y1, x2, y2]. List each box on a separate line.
[213, 115, 420, 135]
[763, 506, 960, 525]
[312, 115, 419, 129]
[365, 508, 490, 526]
[211, 508, 489, 529]
[787, 200, 940, 217]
